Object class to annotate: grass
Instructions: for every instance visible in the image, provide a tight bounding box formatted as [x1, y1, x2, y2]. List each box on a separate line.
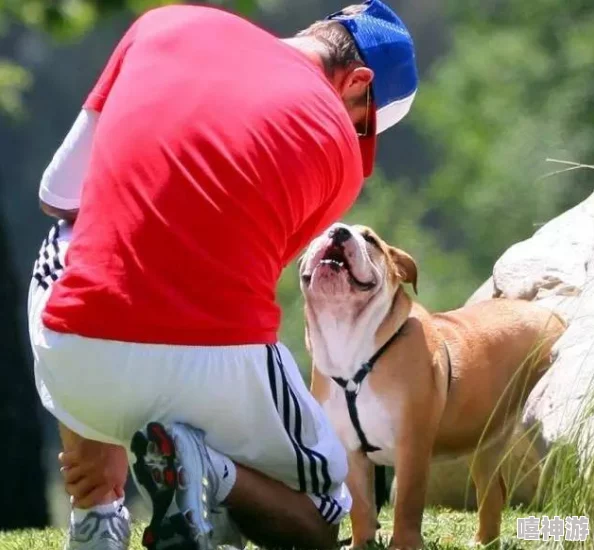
[0, 507, 530, 550]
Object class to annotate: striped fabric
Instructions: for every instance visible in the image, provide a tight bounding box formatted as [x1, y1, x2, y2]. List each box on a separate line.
[32, 222, 65, 290]
[265, 344, 344, 524]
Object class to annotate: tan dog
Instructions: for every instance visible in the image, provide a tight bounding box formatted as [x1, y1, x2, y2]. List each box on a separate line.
[299, 223, 566, 549]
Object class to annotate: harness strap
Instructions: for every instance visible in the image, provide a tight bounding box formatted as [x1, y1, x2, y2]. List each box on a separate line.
[332, 327, 403, 391]
[332, 372, 381, 453]
[332, 324, 454, 455]
[345, 389, 380, 453]
[332, 325, 406, 454]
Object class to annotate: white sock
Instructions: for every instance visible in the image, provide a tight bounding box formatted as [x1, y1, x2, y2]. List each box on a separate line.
[206, 446, 237, 503]
[71, 496, 126, 523]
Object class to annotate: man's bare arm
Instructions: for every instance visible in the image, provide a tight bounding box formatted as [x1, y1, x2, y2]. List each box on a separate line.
[39, 199, 78, 223]
[38, 108, 98, 221]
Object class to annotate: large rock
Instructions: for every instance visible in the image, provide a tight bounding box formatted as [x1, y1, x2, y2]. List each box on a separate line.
[472, 192, 594, 464]
[392, 192, 594, 510]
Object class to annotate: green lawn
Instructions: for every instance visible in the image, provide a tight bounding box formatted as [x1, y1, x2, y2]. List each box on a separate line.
[0, 507, 530, 550]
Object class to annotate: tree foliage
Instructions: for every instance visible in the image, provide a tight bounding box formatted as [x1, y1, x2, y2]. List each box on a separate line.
[0, 0, 259, 116]
[1, 0, 258, 37]
[412, 0, 594, 276]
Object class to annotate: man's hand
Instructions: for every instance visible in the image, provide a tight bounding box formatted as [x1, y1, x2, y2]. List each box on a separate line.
[58, 440, 128, 508]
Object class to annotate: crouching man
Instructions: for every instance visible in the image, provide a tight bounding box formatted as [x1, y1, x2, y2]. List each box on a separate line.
[28, 2, 418, 548]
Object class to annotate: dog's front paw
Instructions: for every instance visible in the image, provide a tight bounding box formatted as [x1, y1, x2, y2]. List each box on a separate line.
[468, 534, 501, 549]
[347, 536, 379, 550]
[344, 540, 374, 550]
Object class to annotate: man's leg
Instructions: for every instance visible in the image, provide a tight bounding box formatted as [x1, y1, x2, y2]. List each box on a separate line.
[132, 421, 342, 550]
[31, 321, 349, 549]
[65, 439, 340, 549]
[221, 343, 346, 549]
[29, 222, 131, 548]
[58, 422, 128, 507]
[226, 463, 339, 549]
[29, 222, 132, 548]
[130, 342, 349, 550]
[58, 423, 132, 550]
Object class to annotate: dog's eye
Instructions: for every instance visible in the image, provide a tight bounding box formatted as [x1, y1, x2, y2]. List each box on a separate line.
[362, 233, 379, 248]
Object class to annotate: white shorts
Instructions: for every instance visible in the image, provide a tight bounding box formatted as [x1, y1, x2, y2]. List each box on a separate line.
[28, 221, 351, 523]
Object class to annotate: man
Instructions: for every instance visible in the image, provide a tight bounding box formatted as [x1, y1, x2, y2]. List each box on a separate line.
[29, 1, 418, 549]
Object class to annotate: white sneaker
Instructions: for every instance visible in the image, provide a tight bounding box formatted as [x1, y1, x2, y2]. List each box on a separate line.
[64, 503, 131, 550]
[131, 422, 219, 550]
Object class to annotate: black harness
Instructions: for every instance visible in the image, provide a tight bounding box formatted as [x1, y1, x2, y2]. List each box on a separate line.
[331, 323, 453, 454]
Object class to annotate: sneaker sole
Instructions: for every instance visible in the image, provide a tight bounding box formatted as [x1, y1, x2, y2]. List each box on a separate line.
[131, 422, 212, 550]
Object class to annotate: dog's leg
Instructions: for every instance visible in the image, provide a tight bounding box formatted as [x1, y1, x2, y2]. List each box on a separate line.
[470, 441, 507, 546]
[390, 430, 434, 550]
[346, 449, 378, 548]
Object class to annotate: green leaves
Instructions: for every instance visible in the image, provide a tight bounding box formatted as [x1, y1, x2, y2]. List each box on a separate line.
[0, 0, 260, 117]
[0, 60, 32, 118]
[412, 0, 594, 282]
[0, 0, 260, 39]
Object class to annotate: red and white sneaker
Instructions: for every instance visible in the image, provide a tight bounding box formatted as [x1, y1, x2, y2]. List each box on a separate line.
[131, 422, 218, 550]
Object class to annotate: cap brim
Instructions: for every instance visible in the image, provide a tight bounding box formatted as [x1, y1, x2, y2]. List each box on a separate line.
[376, 91, 416, 134]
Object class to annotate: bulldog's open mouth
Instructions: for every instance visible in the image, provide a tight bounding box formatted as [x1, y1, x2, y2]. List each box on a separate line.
[302, 244, 377, 291]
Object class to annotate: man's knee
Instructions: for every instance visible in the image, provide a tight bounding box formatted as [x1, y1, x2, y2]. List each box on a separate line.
[288, 517, 339, 550]
[314, 521, 340, 550]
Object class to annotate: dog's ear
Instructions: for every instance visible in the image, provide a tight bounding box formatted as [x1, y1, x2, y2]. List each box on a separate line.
[389, 247, 418, 295]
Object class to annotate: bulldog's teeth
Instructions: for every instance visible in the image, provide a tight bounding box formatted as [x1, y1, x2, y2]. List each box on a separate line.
[320, 259, 344, 267]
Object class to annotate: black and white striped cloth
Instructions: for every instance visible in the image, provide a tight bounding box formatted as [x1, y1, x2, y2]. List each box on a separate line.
[266, 344, 344, 524]
[32, 222, 66, 290]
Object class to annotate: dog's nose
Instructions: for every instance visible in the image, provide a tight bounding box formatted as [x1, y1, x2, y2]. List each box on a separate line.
[329, 226, 351, 245]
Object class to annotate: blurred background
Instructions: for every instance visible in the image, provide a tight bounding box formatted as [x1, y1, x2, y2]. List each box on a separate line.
[1, 0, 592, 532]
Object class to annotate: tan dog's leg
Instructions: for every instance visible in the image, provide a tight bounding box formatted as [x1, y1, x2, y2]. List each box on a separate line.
[391, 430, 434, 549]
[347, 449, 378, 547]
[470, 441, 507, 546]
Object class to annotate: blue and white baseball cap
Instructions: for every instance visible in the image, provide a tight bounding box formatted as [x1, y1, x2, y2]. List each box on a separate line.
[326, 0, 418, 175]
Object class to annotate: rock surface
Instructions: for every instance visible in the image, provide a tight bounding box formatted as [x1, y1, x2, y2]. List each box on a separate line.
[392, 192, 594, 509]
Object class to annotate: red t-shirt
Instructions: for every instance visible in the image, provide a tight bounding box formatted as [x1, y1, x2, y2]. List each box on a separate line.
[42, 5, 364, 345]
